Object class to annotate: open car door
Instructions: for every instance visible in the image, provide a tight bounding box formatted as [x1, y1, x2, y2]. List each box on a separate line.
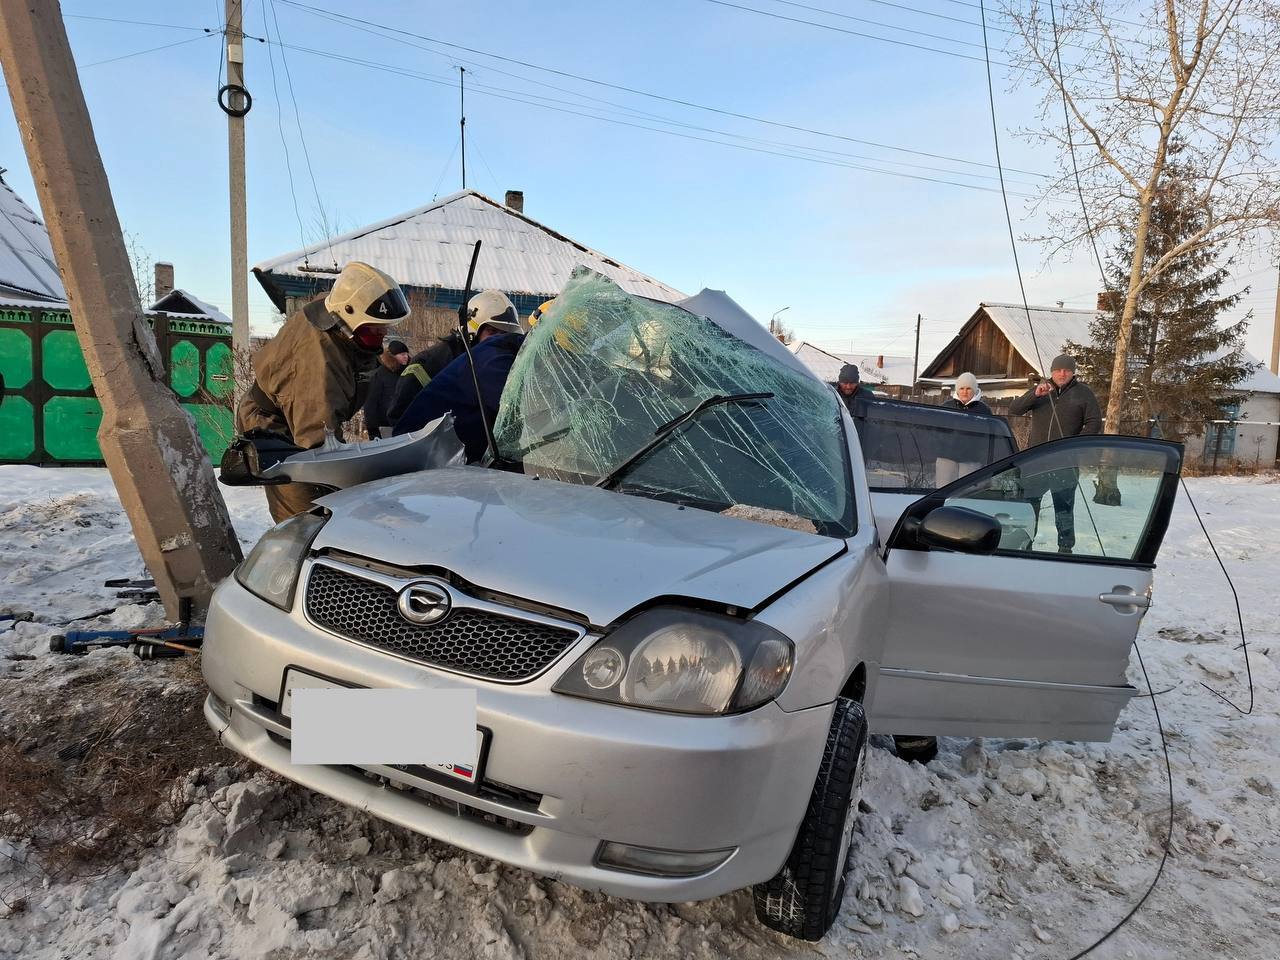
[872, 435, 1182, 742]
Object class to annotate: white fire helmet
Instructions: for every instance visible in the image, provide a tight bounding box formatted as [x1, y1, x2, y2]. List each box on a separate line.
[325, 262, 410, 332]
[466, 289, 522, 337]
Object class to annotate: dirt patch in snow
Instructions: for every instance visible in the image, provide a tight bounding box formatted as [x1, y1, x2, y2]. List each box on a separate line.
[0, 654, 246, 903]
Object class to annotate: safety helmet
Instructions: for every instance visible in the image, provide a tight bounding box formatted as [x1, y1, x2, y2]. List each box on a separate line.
[325, 262, 410, 332]
[523, 298, 557, 332]
[466, 290, 522, 338]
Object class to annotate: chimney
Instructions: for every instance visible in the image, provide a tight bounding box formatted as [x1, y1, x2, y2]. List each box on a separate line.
[504, 190, 524, 214]
[154, 261, 174, 301]
[877, 355, 884, 368]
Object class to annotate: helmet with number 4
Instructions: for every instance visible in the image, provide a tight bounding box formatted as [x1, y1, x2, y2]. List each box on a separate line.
[325, 261, 409, 352]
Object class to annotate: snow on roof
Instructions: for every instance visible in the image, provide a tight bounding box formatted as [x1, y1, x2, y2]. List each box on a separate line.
[253, 190, 685, 305]
[1235, 351, 1280, 393]
[980, 302, 1096, 375]
[790, 342, 916, 385]
[0, 175, 66, 303]
[150, 288, 231, 325]
[962, 302, 1280, 394]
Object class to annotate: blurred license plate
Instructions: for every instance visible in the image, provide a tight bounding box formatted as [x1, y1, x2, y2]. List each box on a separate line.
[279, 669, 484, 785]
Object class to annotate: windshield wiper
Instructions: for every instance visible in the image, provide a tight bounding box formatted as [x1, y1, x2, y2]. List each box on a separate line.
[595, 392, 773, 490]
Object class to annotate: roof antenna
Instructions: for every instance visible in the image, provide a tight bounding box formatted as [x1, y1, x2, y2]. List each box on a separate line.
[455, 240, 499, 464]
[458, 67, 467, 191]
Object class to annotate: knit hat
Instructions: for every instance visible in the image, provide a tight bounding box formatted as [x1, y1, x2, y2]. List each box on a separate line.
[387, 339, 409, 355]
[955, 372, 982, 399]
[1050, 354, 1077, 373]
[837, 363, 861, 384]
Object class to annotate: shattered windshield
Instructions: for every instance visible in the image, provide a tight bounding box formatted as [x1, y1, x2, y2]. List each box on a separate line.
[493, 269, 854, 537]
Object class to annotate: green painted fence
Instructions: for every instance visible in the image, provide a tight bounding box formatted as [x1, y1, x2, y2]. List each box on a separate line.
[0, 307, 235, 466]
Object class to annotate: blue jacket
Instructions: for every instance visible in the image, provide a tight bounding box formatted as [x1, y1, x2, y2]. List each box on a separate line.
[392, 333, 523, 461]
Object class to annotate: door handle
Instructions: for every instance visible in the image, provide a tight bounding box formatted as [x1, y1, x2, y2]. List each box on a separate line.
[1099, 591, 1151, 612]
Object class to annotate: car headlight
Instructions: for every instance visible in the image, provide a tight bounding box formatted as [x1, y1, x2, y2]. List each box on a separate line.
[234, 511, 327, 610]
[553, 607, 793, 715]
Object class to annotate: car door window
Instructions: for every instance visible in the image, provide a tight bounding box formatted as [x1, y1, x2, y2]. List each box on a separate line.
[900, 436, 1182, 564]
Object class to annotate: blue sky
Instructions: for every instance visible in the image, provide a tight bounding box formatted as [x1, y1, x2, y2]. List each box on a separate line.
[0, 0, 1274, 368]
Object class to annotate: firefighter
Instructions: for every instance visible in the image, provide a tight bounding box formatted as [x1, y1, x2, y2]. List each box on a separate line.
[236, 261, 409, 521]
[391, 290, 523, 461]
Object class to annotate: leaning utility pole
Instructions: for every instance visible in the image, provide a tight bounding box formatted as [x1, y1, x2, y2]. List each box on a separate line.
[0, 1, 242, 619]
[223, 0, 251, 405]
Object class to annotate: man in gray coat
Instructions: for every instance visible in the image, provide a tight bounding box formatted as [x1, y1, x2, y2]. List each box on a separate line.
[1008, 354, 1102, 553]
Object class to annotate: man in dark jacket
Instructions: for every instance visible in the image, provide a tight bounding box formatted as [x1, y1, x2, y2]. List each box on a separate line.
[386, 331, 466, 425]
[832, 363, 874, 414]
[1008, 354, 1102, 553]
[361, 339, 410, 438]
[392, 291, 523, 462]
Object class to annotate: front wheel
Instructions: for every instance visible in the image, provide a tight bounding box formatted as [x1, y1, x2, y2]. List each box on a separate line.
[752, 696, 868, 941]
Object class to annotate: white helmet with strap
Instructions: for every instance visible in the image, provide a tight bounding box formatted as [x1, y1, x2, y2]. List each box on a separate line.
[325, 261, 410, 331]
[466, 289, 521, 337]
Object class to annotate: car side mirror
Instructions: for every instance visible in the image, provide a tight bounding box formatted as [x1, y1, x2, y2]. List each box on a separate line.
[915, 505, 1002, 554]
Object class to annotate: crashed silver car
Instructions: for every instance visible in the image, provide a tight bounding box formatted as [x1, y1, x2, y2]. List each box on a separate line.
[203, 269, 1183, 941]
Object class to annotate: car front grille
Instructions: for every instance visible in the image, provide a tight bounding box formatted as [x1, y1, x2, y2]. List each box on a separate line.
[303, 563, 581, 682]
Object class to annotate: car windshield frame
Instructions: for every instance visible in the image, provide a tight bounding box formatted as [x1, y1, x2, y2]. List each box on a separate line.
[492, 269, 857, 538]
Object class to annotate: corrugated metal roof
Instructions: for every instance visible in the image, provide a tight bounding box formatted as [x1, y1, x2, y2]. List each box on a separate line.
[254, 190, 685, 304]
[149, 288, 232, 325]
[0, 176, 66, 303]
[980, 302, 1095, 375]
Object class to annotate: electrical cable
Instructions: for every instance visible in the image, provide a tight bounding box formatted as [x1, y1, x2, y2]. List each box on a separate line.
[712, 0, 999, 52]
[259, 0, 309, 262]
[266, 0, 337, 269]
[1177, 477, 1255, 715]
[81, 33, 215, 69]
[64, 15, 212, 32]
[275, 0, 1049, 178]
[702, 0, 1008, 65]
[271, 37, 1044, 198]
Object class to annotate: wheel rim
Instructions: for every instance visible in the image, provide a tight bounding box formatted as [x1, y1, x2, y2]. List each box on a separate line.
[835, 732, 869, 895]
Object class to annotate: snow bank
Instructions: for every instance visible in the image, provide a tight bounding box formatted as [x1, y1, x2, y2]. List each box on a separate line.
[1, 467, 1277, 959]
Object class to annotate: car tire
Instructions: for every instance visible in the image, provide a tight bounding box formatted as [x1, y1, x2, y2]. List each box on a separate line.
[752, 696, 868, 941]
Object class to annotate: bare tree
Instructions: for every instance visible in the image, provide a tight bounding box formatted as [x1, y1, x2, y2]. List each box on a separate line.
[123, 230, 154, 305]
[1009, 0, 1280, 432]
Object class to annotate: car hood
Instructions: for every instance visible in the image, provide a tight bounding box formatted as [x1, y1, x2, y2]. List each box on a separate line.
[313, 467, 843, 626]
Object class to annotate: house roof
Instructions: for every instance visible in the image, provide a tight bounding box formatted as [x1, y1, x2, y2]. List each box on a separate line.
[790, 342, 916, 385]
[253, 190, 685, 309]
[928, 301, 1280, 395]
[0, 174, 66, 304]
[149, 288, 231, 325]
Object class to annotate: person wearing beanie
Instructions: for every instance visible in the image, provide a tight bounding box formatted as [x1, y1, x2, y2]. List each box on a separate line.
[832, 362, 874, 412]
[1008, 352, 1102, 553]
[943, 372, 992, 415]
[362, 338, 412, 438]
[934, 371, 995, 487]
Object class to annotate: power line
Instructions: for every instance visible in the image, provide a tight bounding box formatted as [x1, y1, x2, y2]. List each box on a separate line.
[64, 15, 213, 32]
[826, 0, 1094, 51]
[718, 0, 997, 52]
[275, 0, 1049, 179]
[259, 0, 309, 259]
[701, 0, 1008, 65]
[266, 0, 336, 267]
[81, 33, 217, 69]
[271, 37, 1043, 198]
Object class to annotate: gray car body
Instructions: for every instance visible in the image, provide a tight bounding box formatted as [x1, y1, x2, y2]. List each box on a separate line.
[203, 406, 1157, 901]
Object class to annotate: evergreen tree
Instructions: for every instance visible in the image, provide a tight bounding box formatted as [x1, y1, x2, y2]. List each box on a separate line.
[1068, 149, 1256, 441]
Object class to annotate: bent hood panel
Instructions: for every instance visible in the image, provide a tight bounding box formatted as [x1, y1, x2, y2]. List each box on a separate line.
[313, 467, 843, 626]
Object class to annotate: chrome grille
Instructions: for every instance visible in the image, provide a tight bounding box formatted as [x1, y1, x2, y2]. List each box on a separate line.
[304, 563, 580, 681]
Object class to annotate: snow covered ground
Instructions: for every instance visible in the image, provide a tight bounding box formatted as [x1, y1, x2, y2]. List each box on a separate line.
[0, 466, 1277, 959]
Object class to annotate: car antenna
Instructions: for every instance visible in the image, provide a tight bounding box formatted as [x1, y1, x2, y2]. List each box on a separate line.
[455, 239, 500, 464]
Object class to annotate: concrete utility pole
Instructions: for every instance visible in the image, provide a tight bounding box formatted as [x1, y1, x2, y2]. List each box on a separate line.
[912, 313, 922, 386]
[224, 0, 251, 405]
[0, 1, 242, 619]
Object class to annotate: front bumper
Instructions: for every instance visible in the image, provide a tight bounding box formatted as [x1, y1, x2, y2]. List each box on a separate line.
[202, 573, 832, 901]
